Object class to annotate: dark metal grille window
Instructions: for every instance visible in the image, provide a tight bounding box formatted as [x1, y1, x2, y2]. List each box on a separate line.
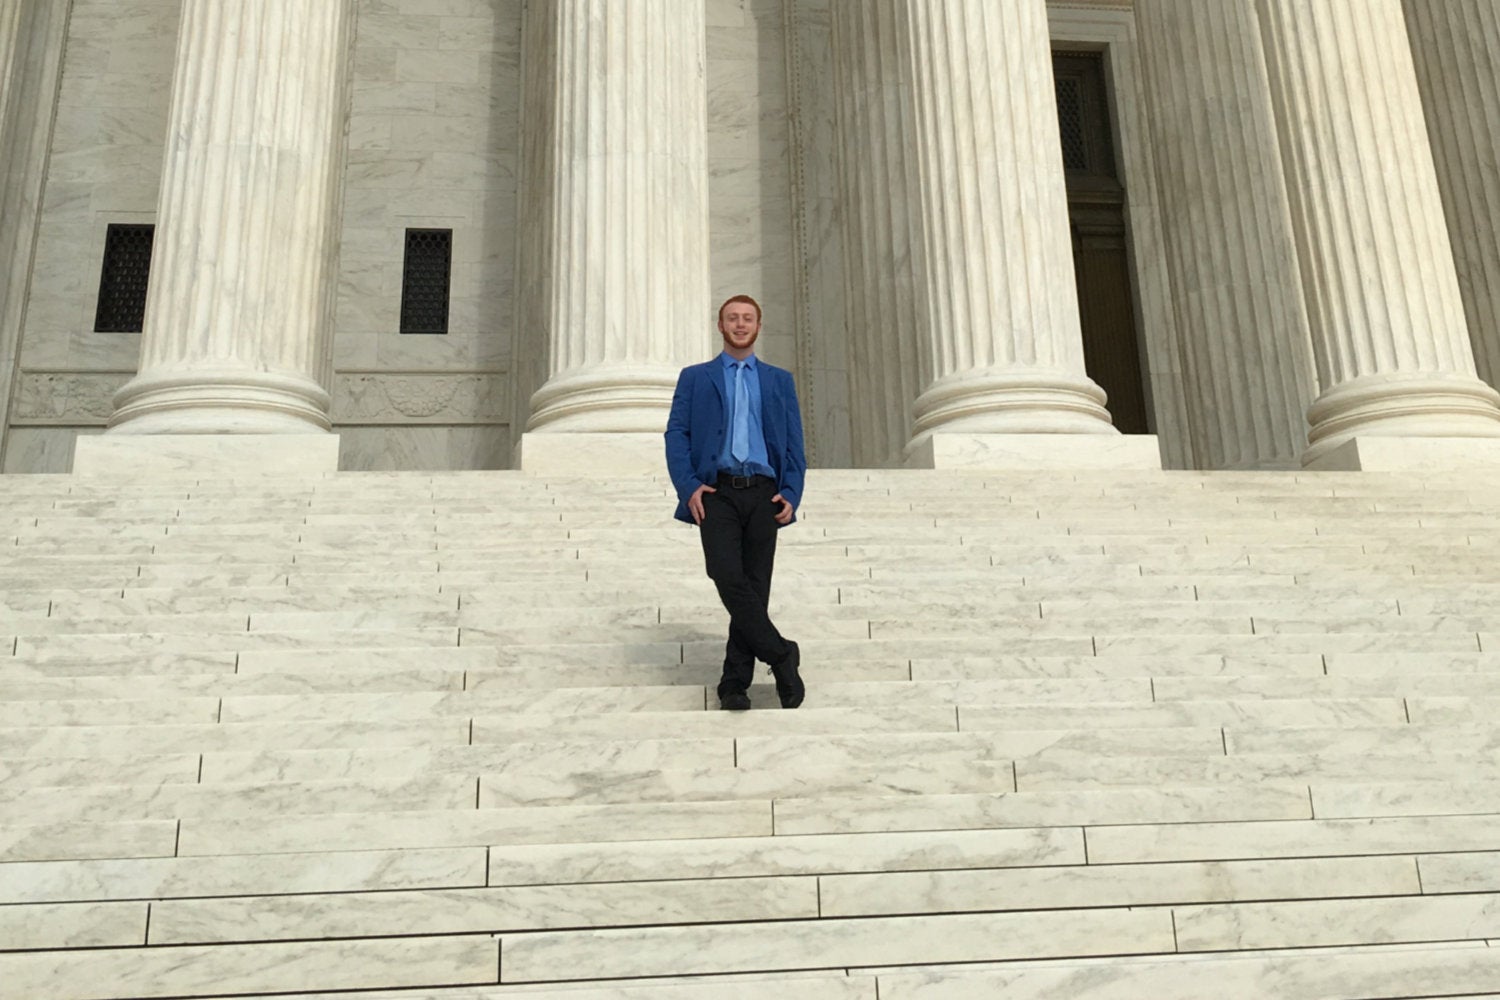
[1053, 51, 1119, 181]
[1055, 77, 1089, 171]
[401, 229, 453, 335]
[94, 224, 155, 333]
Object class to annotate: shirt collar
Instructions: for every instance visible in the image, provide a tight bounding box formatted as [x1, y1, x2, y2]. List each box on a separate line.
[719, 351, 757, 370]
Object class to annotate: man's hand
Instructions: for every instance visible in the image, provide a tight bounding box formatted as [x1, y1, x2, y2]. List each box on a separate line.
[771, 493, 794, 525]
[689, 483, 717, 524]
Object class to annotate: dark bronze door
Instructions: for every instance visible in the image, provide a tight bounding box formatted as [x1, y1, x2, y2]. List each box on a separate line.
[1053, 51, 1150, 435]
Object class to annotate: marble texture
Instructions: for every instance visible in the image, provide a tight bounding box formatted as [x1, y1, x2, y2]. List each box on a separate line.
[1134, 0, 1316, 470]
[821, 855, 1418, 917]
[149, 877, 817, 944]
[0, 847, 487, 904]
[0, 900, 147, 950]
[501, 908, 1174, 983]
[1257, 0, 1500, 464]
[874, 947, 1500, 999]
[1176, 892, 1500, 952]
[0, 936, 499, 1000]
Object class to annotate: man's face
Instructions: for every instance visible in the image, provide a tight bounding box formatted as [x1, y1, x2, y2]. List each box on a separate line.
[719, 303, 761, 353]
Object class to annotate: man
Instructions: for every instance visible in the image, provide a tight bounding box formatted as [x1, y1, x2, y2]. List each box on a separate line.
[665, 294, 807, 712]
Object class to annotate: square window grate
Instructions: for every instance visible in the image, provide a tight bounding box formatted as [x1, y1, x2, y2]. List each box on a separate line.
[94, 223, 155, 333]
[401, 228, 453, 335]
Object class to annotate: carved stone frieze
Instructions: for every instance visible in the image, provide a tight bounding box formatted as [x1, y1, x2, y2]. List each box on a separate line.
[331, 373, 509, 424]
[12, 371, 130, 425]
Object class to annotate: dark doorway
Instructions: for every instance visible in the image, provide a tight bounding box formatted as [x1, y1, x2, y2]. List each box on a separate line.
[1052, 50, 1151, 435]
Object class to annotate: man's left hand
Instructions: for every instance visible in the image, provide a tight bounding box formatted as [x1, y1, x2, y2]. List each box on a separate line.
[771, 493, 794, 525]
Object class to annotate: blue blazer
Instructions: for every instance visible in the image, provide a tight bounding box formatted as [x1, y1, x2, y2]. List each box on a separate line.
[665, 358, 807, 525]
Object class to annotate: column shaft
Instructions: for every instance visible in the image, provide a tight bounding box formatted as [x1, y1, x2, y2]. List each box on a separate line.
[829, 1, 928, 466]
[1257, 0, 1500, 462]
[516, 0, 710, 434]
[109, 0, 352, 435]
[902, 0, 1114, 450]
[1135, 0, 1316, 470]
[1404, 0, 1500, 390]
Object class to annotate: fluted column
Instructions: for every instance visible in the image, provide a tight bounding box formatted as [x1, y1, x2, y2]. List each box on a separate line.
[829, 2, 928, 467]
[103, 0, 351, 438]
[514, 0, 709, 441]
[1257, 0, 1500, 465]
[1404, 0, 1500, 391]
[902, 0, 1116, 458]
[0, 1, 21, 124]
[1135, 0, 1317, 470]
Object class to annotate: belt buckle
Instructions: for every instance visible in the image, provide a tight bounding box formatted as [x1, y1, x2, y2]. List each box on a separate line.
[732, 475, 751, 489]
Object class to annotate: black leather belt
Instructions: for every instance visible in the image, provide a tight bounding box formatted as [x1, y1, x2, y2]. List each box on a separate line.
[717, 472, 774, 490]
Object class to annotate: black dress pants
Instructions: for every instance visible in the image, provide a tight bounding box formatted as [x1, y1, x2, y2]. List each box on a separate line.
[698, 474, 789, 697]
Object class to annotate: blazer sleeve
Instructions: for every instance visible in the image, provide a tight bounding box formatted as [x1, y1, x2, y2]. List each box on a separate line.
[777, 369, 808, 510]
[664, 367, 702, 505]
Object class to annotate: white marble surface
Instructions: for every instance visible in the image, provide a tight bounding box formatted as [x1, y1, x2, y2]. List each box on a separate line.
[73, 434, 340, 475]
[0, 936, 498, 1000]
[500, 908, 1175, 982]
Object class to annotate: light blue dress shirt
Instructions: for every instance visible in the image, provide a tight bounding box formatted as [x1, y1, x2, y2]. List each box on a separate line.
[716, 351, 775, 479]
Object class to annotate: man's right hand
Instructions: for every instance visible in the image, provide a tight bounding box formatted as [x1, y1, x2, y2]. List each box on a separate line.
[689, 482, 717, 525]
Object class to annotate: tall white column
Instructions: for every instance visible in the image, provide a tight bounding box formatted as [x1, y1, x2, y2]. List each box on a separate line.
[100, 0, 352, 446]
[903, 0, 1120, 461]
[1256, 0, 1500, 468]
[1403, 0, 1500, 391]
[1135, 0, 1317, 470]
[833, 0, 1154, 470]
[829, 2, 929, 467]
[513, 0, 710, 470]
[0, 1, 22, 124]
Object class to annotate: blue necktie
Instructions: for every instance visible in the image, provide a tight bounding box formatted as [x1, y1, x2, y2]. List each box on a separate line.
[731, 361, 750, 466]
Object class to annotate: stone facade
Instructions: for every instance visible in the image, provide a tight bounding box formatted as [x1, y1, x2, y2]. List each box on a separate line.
[2, 0, 1499, 473]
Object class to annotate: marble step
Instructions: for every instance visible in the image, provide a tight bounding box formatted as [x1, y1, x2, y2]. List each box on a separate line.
[0, 935, 499, 1000]
[870, 946, 1500, 999]
[1, 828, 1067, 903]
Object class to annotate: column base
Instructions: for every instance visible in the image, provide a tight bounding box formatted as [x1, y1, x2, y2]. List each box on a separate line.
[906, 433, 1163, 470]
[73, 434, 340, 476]
[1302, 436, 1500, 471]
[515, 432, 664, 476]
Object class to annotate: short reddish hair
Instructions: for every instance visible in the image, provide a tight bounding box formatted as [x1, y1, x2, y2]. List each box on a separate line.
[718, 294, 762, 324]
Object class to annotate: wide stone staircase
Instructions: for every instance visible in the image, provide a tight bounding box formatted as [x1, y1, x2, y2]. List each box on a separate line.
[4, 467, 1500, 998]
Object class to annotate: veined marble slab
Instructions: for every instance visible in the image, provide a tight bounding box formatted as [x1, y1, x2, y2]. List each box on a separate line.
[203, 974, 878, 1000]
[1175, 891, 1500, 951]
[734, 728, 1222, 771]
[0, 820, 177, 862]
[236, 646, 499, 673]
[0, 935, 498, 1000]
[0, 697, 220, 728]
[470, 706, 961, 743]
[15, 627, 461, 657]
[1422, 853, 1500, 893]
[913, 653, 1326, 681]
[219, 686, 702, 724]
[0, 752, 200, 789]
[0, 719, 469, 757]
[200, 738, 733, 784]
[961, 698, 1405, 731]
[2, 773, 478, 825]
[1228, 723, 1500, 756]
[1094, 632, 1482, 655]
[149, 877, 818, 944]
[1087, 814, 1500, 864]
[486, 827, 1081, 887]
[872, 945, 1500, 999]
[1311, 779, 1500, 818]
[0, 847, 487, 904]
[773, 784, 1310, 836]
[178, 800, 772, 856]
[821, 854, 1419, 917]
[499, 908, 1175, 982]
[0, 900, 147, 949]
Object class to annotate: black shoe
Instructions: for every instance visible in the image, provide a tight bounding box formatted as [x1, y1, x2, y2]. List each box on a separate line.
[771, 640, 804, 709]
[719, 690, 751, 711]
